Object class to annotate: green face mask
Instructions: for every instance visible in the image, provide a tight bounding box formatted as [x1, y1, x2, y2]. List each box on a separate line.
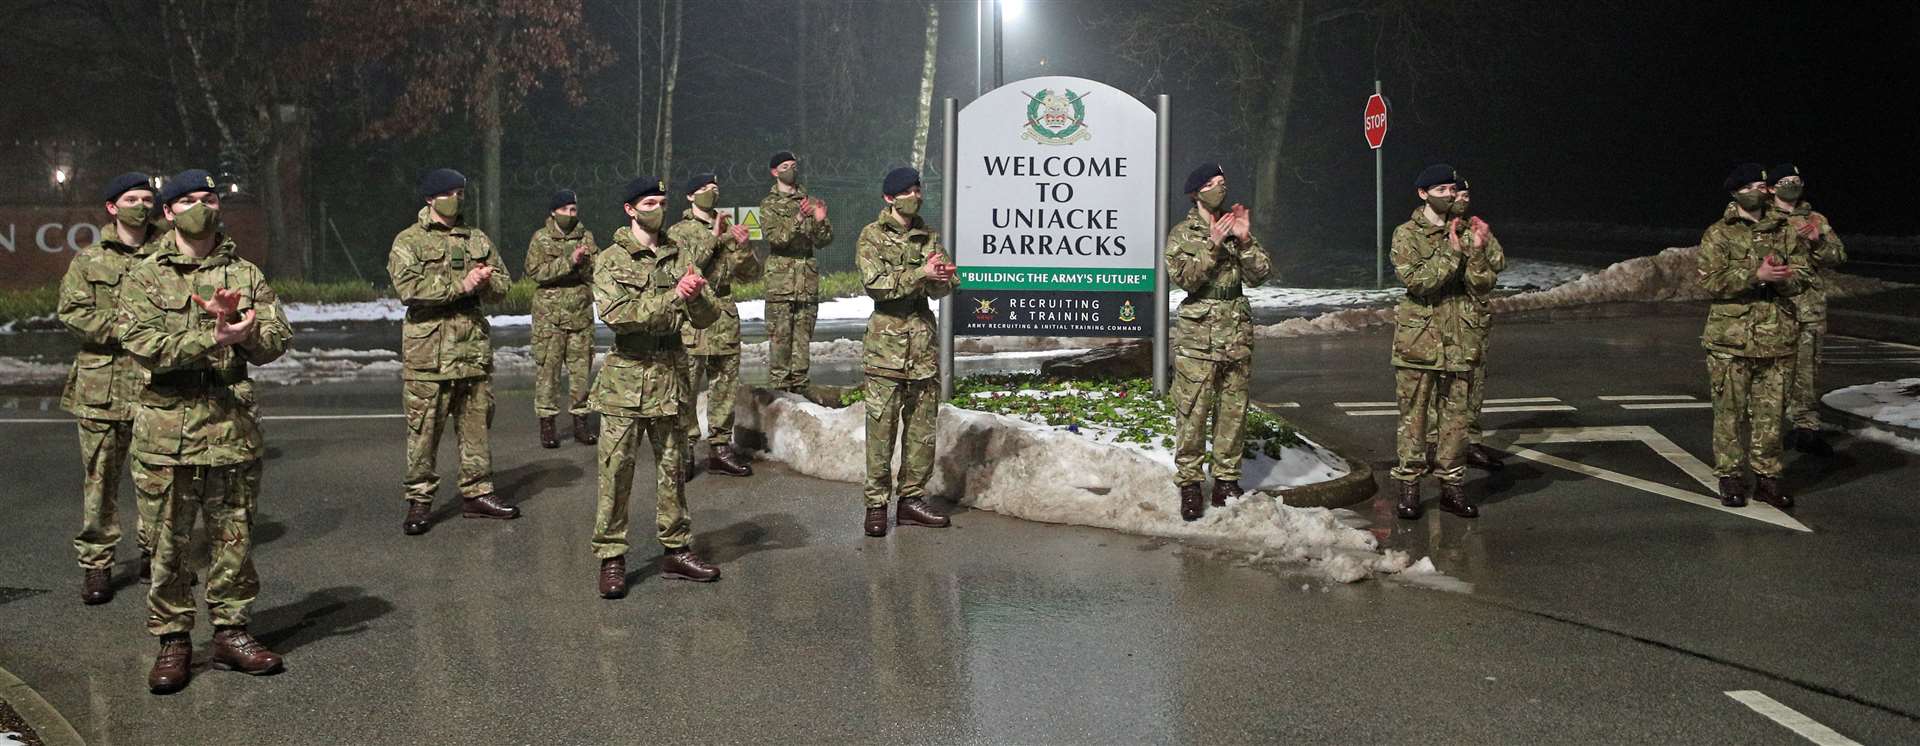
[1197, 185, 1226, 211]
[554, 213, 578, 232]
[172, 202, 217, 238]
[776, 169, 798, 186]
[1733, 190, 1769, 211]
[635, 207, 664, 231]
[1424, 194, 1456, 215]
[1775, 184, 1804, 203]
[1448, 198, 1471, 217]
[693, 190, 718, 210]
[116, 204, 151, 229]
[432, 195, 461, 219]
[892, 195, 922, 217]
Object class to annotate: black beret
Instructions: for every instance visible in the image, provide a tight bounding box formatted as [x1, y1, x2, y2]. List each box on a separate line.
[882, 167, 921, 197]
[1414, 164, 1459, 190]
[683, 172, 717, 196]
[100, 172, 153, 203]
[1769, 163, 1802, 185]
[160, 169, 217, 205]
[1183, 162, 1224, 195]
[417, 168, 467, 200]
[769, 151, 797, 170]
[623, 176, 665, 205]
[549, 189, 578, 212]
[1724, 162, 1767, 192]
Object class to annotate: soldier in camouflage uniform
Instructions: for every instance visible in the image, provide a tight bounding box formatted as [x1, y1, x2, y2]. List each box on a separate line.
[1390, 165, 1499, 521]
[857, 167, 956, 537]
[591, 176, 723, 598]
[525, 189, 599, 449]
[1699, 163, 1810, 510]
[1769, 164, 1846, 457]
[61, 172, 164, 605]
[670, 173, 762, 478]
[1165, 163, 1271, 522]
[119, 169, 292, 694]
[388, 168, 520, 536]
[1423, 180, 1508, 472]
[759, 150, 834, 392]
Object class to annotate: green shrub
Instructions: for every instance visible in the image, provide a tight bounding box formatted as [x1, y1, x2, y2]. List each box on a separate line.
[0, 285, 60, 326]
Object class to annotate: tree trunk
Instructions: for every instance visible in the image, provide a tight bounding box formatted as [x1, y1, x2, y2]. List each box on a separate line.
[909, 2, 939, 171]
[635, 0, 646, 174]
[652, 0, 667, 173]
[796, 0, 809, 154]
[658, 0, 683, 184]
[479, 48, 504, 242]
[1250, 0, 1306, 242]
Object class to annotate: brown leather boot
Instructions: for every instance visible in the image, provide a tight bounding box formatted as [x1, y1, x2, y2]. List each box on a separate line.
[1395, 479, 1424, 520]
[896, 497, 950, 528]
[573, 412, 598, 445]
[1437, 483, 1479, 518]
[210, 626, 284, 675]
[461, 493, 521, 520]
[660, 548, 720, 582]
[1465, 443, 1506, 470]
[1754, 476, 1794, 510]
[403, 501, 432, 535]
[539, 416, 560, 449]
[139, 551, 154, 584]
[82, 568, 112, 605]
[148, 633, 192, 694]
[864, 505, 889, 537]
[1719, 476, 1748, 508]
[707, 444, 754, 477]
[1179, 482, 1204, 521]
[598, 556, 627, 599]
[1212, 479, 1243, 507]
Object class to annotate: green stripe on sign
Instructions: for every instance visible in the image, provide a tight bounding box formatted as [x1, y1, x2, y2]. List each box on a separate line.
[959, 267, 1155, 291]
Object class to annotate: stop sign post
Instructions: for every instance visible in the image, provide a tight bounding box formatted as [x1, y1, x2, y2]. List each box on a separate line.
[1367, 83, 1388, 288]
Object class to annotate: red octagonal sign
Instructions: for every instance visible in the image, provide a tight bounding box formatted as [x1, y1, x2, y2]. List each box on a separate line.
[1364, 93, 1389, 150]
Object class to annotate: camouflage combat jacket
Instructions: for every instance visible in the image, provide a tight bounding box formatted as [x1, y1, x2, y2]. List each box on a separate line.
[1389, 208, 1500, 372]
[59, 223, 161, 420]
[759, 185, 834, 303]
[387, 207, 512, 381]
[524, 217, 598, 332]
[1771, 201, 1846, 322]
[669, 208, 762, 355]
[856, 208, 955, 381]
[590, 225, 719, 419]
[116, 233, 292, 466]
[1165, 207, 1272, 363]
[1697, 203, 1809, 359]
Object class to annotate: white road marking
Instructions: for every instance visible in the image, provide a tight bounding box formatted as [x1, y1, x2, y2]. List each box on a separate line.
[1482, 425, 1810, 532]
[1334, 401, 1397, 408]
[1345, 410, 1399, 417]
[0, 413, 404, 425]
[1599, 394, 1697, 401]
[1484, 397, 1562, 404]
[1619, 402, 1715, 410]
[1724, 691, 1862, 746]
[1829, 358, 1920, 365]
[1481, 405, 1577, 413]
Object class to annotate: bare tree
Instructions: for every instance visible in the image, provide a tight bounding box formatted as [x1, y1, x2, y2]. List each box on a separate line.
[656, 0, 684, 183]
[910, 2, 940, 171]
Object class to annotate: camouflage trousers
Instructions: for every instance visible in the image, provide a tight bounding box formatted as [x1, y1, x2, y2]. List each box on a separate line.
[683, 353, 740, 447]
[1785, 318, 1825, 430]
[73, 418, 159, 569]
[532, 323, 593, 418]
[593, 414, 689, 557]
[1427, 364, 1489, 447]
[1707, 352, 1788, 478]
[864, 375, 939, 508]
[1170, 355, 1251, 484]
[766, 301, 819, 390]
[403, 377, 495, 503]
[137, 458, 261, 636]
[1393, 368, 1472, 485]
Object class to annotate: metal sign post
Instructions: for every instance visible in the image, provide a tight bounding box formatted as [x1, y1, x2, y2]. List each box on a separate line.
[940, 97, 958, 400]
[1366, 81, 1388, 288]
[1153, 93, 1170, 397]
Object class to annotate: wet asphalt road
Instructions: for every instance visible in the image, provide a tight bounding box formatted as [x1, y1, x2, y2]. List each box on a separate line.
[1, 302, 1918, 744]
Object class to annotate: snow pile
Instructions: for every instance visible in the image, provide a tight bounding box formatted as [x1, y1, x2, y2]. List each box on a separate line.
[0, 356, 68, 384]
[253, 345, 536, 385]
[1257, 246, 1909, 338]
[737, 295, 888, 323]
[1823, 378, 1920, 431]
[739, 392, 1409, 582]
[282, 299, 536, 328]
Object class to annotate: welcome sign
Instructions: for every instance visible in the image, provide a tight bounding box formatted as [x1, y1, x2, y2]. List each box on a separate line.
[952, 76, 1158, 338]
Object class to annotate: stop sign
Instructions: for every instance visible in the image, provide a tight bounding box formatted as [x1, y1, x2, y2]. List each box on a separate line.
[1364, 93, 1388, 149]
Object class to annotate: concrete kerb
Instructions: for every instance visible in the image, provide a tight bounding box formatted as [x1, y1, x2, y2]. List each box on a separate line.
[0, 662, 84, 746]
[1820, 397, 1920, 446]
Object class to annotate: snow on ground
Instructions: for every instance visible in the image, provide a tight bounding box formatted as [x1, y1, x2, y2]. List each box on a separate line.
[281, 299, 535, 328]
[1823, 378, 1920, 431]
[738, 392, 1407, 583]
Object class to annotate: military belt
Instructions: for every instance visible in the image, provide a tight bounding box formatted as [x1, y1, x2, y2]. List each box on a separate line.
[1195, 286, 1243, 300]
[769, 247, 813, 258]
[612, 333, 683, 356]
[408, 297, 480, 320]
[80, 342, 121, 355]
[872, 298, 926, 316]
[150, 366, 248, 390]
[538, 277, 587, 289]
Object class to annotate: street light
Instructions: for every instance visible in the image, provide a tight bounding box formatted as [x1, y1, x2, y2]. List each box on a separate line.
[1001, 0, 1024, 22]
[53, 168, 68, 185]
